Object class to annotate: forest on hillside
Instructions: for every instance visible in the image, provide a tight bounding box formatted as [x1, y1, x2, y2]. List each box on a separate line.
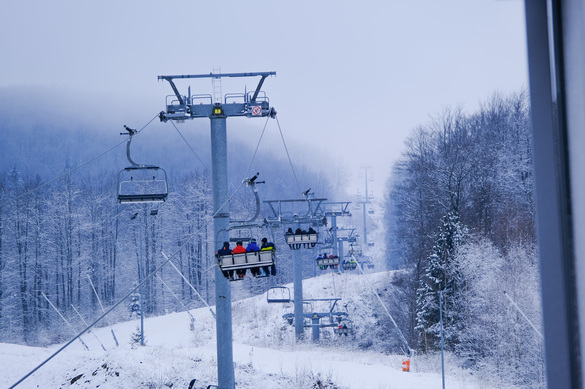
[0, 88, 338, 347]
[384, 90, 544, 388]
[0, 87, 545, 388]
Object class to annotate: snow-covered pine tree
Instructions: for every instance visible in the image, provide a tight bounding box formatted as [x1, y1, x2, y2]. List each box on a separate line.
[415, 211, 467, 353]
[129, 291, 142, 318]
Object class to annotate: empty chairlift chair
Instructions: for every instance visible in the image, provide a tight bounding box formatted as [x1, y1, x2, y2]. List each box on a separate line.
[117, 125, 169, 204]
[118, 166, 169, 203]
[266, 286, 291, 303]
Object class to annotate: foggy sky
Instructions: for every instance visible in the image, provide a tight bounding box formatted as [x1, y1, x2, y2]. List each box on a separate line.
[0, 0, 527, 196]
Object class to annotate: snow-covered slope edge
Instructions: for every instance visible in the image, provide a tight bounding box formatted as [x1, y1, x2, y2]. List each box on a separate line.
[1, 271, 510, 389]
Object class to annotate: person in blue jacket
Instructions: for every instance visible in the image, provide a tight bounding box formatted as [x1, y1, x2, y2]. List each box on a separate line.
[246, 238, 261, 276]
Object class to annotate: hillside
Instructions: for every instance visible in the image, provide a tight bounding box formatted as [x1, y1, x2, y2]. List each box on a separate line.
[1, 270, 509, 389]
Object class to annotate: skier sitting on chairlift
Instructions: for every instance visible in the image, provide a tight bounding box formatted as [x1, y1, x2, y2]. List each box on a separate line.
[261, 237, 276, 276]
[317, 253, 325, 270]
[217, 242, 233, 280]
[232, 241, 247, 279]
[246, 238, 261, 276]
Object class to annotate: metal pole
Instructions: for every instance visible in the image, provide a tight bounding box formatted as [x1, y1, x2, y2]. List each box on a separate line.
[86, 274, 119, 346]
[331, 215, 338, 257]
[363, 169, 368, 245]
[362, 203, 367, 248]
[440, 290, 445, 389]
[293, 222, 304, 341]
[312, 314, 320, 343]
[71, 304, 107, 351]
[337, 233, 344, 269]
[41, 293, 90, 351]
[210, 114, 235, 389]
[139, 216, 144, 346]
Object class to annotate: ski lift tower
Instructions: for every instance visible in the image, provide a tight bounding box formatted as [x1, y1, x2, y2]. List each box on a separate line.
[356, 166, 374, 247]
[159, 71, 276, 389]
[322, 201, 352, 258]
[264, 194, 327, 340]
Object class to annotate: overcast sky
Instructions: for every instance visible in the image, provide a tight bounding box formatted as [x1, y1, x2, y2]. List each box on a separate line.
[0, 0, 527, 196]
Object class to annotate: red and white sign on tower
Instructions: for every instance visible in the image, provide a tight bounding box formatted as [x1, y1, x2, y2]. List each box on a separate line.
[251, 105, 262, 116]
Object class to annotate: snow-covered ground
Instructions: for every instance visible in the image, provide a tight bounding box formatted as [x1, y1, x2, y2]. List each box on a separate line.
[1, 271, 510, 389]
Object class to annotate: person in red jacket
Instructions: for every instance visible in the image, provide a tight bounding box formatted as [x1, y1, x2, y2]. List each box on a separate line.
[232, 241, 246, 253]
[232, 241, 247, 279]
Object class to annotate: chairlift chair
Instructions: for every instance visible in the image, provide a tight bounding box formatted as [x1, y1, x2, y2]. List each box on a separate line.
[334, 323, 352, 336]
[216, 250, 275, 281]
[316, 255, 340, 270]
[342, 258, 358, 271]
[117, 126, 169, 204]
[333, 317, 353, 336]
[267, 286, 292, 303]
[285, 230, 318, 250]
[118, 166, 169, 203]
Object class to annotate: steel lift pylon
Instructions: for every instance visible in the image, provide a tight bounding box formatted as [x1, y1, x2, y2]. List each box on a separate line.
[159, 71, 275, 389]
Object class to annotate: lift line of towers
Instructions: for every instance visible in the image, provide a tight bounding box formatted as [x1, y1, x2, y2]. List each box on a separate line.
[115, 71, 398, 389]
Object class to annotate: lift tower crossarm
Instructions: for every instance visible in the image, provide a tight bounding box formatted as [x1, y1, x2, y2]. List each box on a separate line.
[158, 71, 276, 103]
[158, 71, 276, 80]
[158, 71, 276, 122]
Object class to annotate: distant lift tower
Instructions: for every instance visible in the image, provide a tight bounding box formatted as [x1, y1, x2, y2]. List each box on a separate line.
[264, 196, 327, 340]
[159, 71, 276, 389]
[356, 166, 374, 247]
[321, 201, 352, 258]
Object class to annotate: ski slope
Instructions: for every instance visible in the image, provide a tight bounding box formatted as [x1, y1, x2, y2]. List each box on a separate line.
[1, 271, 512, 388]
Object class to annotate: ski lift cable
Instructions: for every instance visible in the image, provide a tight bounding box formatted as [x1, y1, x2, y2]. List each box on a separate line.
[10, 242, 193, 389]
[243, 114, 271, 179]
[503, 290, 544, 339]
[351, 253, 412, 357]
[3, 112, 160, 207]
[274, 115, 303, 195]
[168, 119, 209, 170]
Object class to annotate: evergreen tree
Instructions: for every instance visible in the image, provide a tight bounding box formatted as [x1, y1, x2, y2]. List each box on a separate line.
[415, 211, 467, 352]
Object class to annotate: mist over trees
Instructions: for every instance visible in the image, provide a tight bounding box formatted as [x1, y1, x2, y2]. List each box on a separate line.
[384, 91, 544, 387]
[0, 88, 338, 345]
[0, 86, 546, 387]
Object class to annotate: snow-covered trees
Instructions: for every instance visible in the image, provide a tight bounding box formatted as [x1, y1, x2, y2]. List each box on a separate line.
[385, 91, 544, 387]
[416, 212, 467, 353]
[0, 151, 335, 345]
